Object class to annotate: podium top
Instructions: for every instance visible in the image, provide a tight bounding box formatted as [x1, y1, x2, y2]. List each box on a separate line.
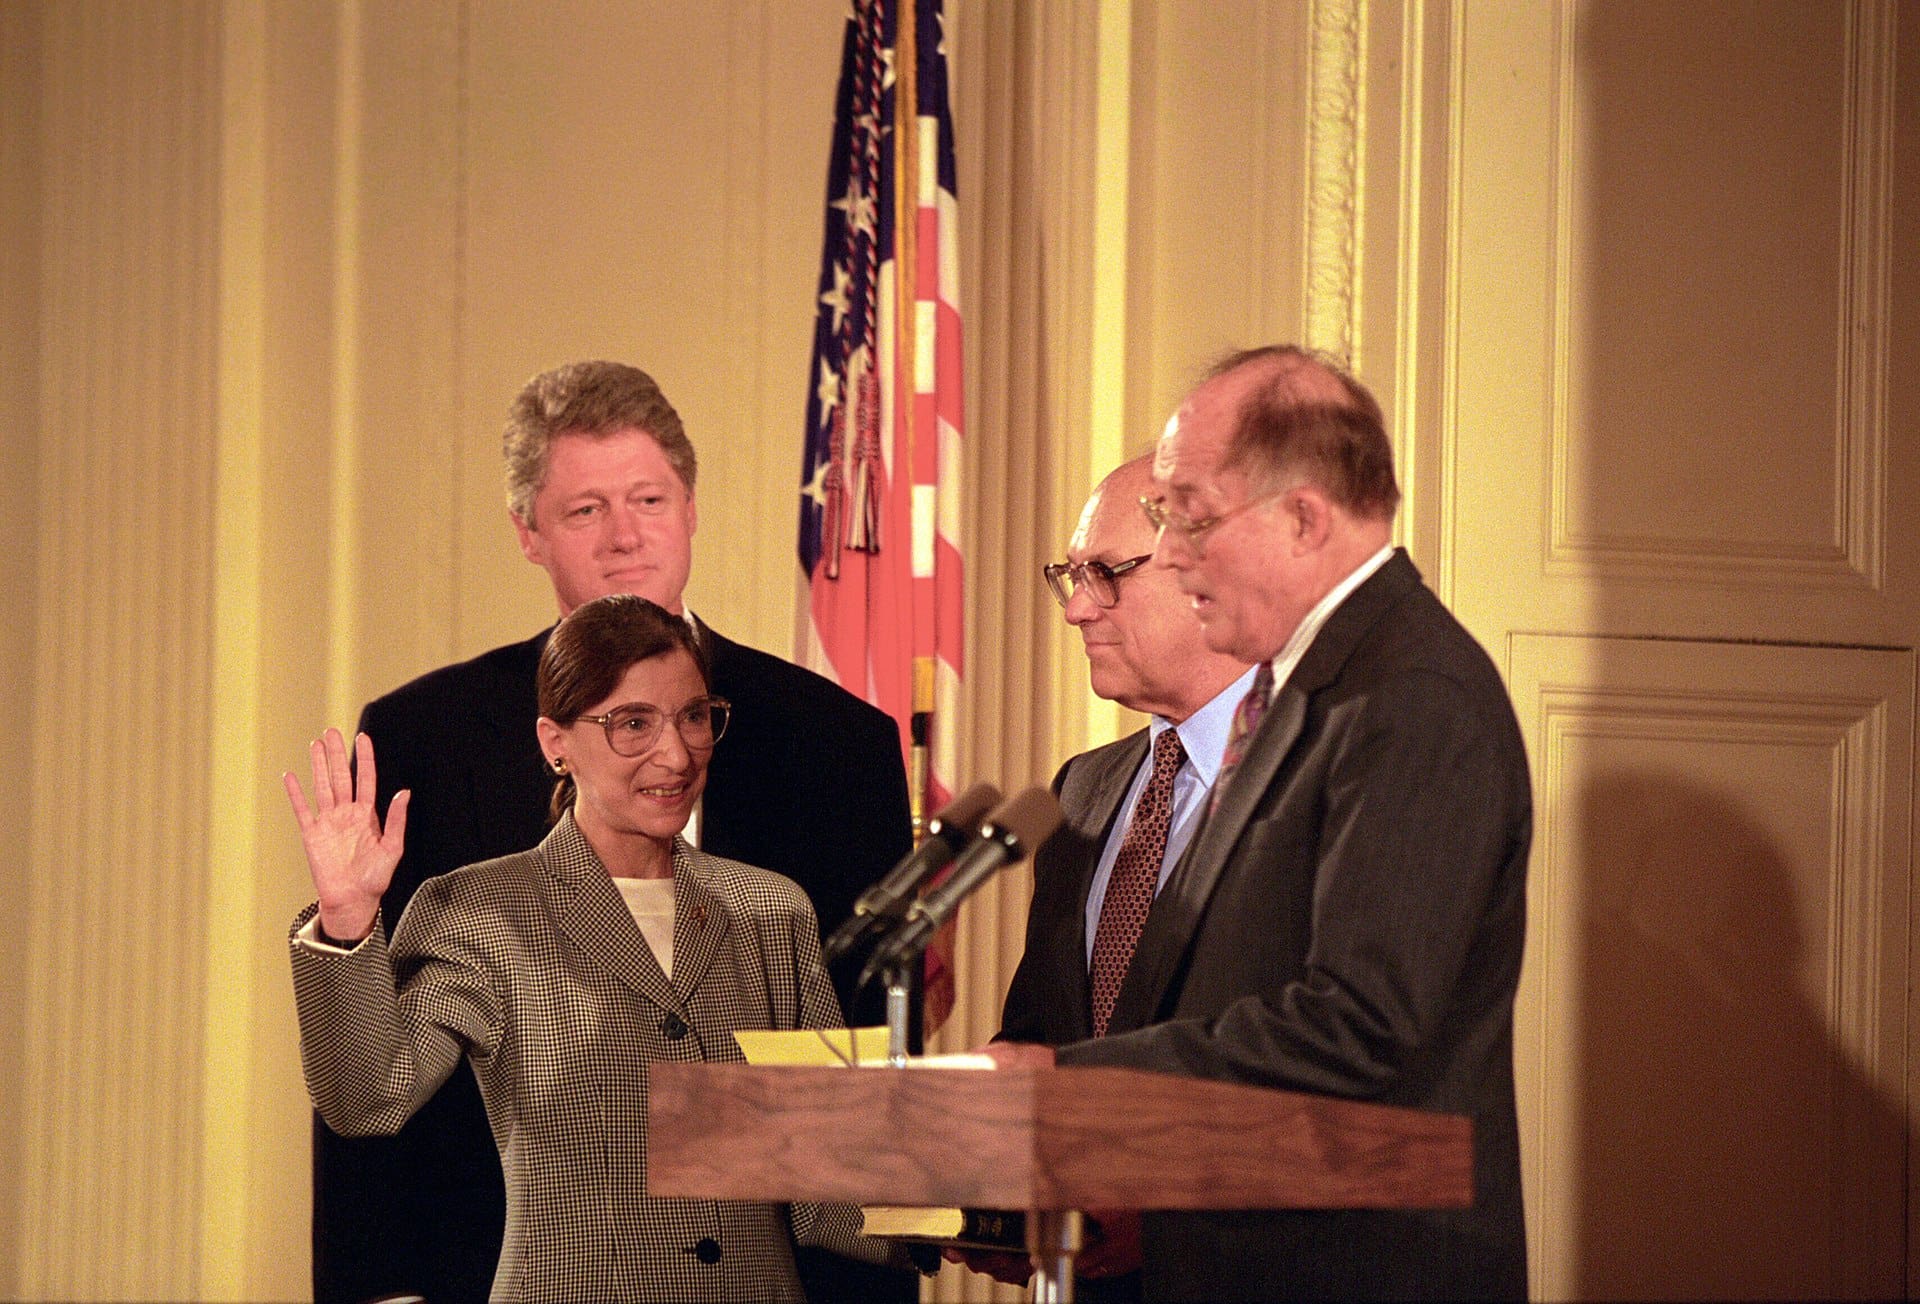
[648, 1063, 1470, 1212]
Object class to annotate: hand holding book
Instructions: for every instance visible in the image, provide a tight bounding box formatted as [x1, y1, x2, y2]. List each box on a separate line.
[859, 1205, 1025, 1252]
[928, 1209, 1141, 1285]
[1074, 1210, 1142, 1279]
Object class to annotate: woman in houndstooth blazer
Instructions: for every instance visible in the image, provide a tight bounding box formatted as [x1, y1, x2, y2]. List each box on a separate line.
[285, 595, 900, 1302]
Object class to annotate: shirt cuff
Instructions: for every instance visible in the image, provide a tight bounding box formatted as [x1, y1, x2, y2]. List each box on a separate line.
[294, 912, 372, 955]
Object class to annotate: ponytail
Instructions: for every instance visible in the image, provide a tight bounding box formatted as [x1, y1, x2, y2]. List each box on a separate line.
[548, 773, 575, 826]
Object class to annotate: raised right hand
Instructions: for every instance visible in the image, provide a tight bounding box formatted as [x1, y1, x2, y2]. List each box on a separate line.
[283, 728, 409, 944]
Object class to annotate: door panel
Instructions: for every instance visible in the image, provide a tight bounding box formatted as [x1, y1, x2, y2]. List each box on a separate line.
[1509, 635, 1911, 1300]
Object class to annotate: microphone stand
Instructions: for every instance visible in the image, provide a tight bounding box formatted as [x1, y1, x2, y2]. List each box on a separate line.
[862, 788, 1064, 1071]
[884, 959, 912, 1068]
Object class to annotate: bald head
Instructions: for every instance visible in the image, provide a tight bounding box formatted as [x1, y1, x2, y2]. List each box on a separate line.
[1071, 457, 1157, 557]
[1149, 345, 1398, 663]
[1061, 456, 1250, 721]
[1196, 346, 1399, 521]
[1206, 344, 1360, 405]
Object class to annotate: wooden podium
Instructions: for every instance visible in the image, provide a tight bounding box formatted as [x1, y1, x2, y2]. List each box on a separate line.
[649, 1064, 1470, 1301]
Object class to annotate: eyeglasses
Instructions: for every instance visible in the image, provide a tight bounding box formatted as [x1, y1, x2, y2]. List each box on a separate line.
[1139, 486, 1292, 556]
[575, 696, 732, 757]
[1043, 554, 1151, 609]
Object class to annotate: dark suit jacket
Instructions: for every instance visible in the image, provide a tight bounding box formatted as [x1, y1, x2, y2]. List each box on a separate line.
[997, 730, 1152, 1304]
[1000, 729, 1150, 1046]
[1058, 551, 1531, 1303]
[313, 621, 914, 1304]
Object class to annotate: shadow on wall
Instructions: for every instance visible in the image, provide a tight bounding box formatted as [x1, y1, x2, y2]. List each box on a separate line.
[1569, 770, 1899, 1301]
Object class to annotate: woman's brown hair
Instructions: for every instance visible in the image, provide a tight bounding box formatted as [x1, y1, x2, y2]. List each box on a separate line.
[537, 594, 709, 823]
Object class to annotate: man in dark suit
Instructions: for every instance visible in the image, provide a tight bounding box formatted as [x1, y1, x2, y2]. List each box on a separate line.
[313, 360, 918, 1304]
[991, 347, 1532, 1302]
[979, 455, 1251, 1299]
[1002, 455, 1252, 1045]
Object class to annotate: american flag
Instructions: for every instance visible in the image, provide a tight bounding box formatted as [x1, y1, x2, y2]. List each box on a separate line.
[798, 0, 964, 818]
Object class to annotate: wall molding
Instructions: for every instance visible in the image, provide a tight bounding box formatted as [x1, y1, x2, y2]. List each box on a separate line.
[1544, 0, 1895, 590]
[1512, 633, 1911, 1299]
[1304, 0, 1363, 360]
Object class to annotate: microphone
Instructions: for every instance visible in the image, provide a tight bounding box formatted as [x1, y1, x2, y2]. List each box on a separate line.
[859, 787, 1063, 987]
[821, 782, 1002, 964]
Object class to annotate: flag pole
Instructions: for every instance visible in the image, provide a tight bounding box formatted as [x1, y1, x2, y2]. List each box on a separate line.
[894, 0, 933, 843]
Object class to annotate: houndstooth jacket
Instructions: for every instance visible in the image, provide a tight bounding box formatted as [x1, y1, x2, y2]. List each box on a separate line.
[290, 812, 894, 1303]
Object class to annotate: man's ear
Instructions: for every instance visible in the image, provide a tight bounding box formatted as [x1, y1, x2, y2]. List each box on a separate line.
[1289, 485, 1335, 552]
[512, 509, 543, 565]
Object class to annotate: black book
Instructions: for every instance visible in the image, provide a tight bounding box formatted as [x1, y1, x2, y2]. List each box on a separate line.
[860, 1204, 1027, 1253]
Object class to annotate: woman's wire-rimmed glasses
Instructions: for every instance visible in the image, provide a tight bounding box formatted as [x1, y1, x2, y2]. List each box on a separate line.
[575, 696, 731, 757]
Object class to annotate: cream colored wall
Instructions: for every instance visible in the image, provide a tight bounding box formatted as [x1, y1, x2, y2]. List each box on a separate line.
[1442, 2, 1917, 1297]
[5, 1, 1915, 1301]
[0, 0, 42, 1290]
[345, 0, 852, 688]
[10, 5, 223, 1299]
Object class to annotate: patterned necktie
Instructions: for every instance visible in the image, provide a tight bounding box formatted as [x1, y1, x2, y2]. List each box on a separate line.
[1211, 661, 1275, 816]
[1088, 728, 1186, 1036]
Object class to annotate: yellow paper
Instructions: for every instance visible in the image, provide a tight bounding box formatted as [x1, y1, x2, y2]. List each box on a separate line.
[731, 1026, 891, 1066]
[731, 1027, 1000, 1069]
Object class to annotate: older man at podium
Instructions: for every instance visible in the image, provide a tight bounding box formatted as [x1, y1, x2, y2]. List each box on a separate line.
[985, 348, 1531, 1303]
[957, 454, 1251, 1298]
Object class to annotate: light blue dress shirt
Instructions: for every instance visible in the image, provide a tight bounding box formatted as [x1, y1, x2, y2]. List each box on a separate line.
[1080, 664, 1260, 967]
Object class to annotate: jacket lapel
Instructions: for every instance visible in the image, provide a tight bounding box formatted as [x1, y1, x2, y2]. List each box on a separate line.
[1106, 551, 1421, 1031]
[667, 845, 733, 998]
[539, 815, 682, 1013]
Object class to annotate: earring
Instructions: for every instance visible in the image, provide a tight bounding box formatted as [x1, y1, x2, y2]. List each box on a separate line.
[550, 757, 567, 774]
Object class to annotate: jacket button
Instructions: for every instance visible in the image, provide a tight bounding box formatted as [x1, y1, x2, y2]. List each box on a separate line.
[693, 1237, 721, 1265]
[662, 1014, 689, 1040]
